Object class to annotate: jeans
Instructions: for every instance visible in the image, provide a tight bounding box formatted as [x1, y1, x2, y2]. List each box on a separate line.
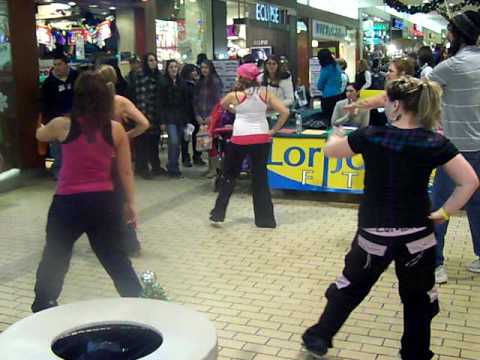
[167, 124, 184, 173]
[49, 141, 62, 177]
[134, 133, 161, 174]
[32, 192, 143, 312]
[304, 229, 438, 360]
[432, 151, 480, 267]
[181, 120, 201, 162]
[212, 142, 275, 226]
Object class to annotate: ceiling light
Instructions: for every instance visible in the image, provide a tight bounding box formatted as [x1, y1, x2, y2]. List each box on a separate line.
[89, 4, 98, 8]
[67, 1, 76, 5]
[102, 11, 108, 15]
[109, 6, 116, 10]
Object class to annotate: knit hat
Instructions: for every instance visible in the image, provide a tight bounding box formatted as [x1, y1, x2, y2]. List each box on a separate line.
[450, 11, 480, 44]
[237, 63, 260, 81]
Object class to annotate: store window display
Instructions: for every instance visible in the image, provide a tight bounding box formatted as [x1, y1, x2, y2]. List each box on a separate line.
[156, 0, 211, 64]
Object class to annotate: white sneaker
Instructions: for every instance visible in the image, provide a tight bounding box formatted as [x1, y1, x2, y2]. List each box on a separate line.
[467, 259, 480, 273]
[435, 266, 448, 284]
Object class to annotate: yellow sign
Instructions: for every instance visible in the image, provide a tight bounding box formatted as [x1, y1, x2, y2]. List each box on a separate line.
[325, 155, 365, 192]
[268, 137, 326, 189]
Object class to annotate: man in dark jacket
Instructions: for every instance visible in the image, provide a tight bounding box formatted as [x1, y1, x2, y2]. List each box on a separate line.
[41, 54, 78, 178]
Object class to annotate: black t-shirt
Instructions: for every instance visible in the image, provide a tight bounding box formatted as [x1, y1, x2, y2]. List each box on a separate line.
[348, 126, 459, 228]
[42, 69, 78, 122]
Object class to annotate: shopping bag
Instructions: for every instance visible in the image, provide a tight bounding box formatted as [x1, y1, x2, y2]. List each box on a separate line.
[196, 125, 212, 152]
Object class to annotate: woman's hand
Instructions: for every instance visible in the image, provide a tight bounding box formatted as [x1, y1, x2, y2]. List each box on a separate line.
[428, 210, 448, 225]
[343, 102, 359, 114]
[124, 203, 138, 229]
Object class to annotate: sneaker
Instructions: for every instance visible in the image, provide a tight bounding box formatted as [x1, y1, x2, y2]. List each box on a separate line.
[138, 171, 154, 180]
[152, 167, 168, 176]
[467, 259, 480, 273]
[435, 265, 448, 284]
[255, 220, 277, 229]
[209, 209, 225, 224]
[31, 299, 58, 313]
[193, 158, 206, 166]
[182, 160, 193, 168]
[302, 332, 328, 358]
[167, 171, 183, 178]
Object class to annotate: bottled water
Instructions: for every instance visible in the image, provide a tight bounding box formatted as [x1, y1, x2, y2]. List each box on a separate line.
[295, 113, 303, 134]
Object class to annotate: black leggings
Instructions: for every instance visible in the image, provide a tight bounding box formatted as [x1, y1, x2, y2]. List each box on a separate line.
[212, 142, 275, 226]
[32, 192, 142, 312]
[304, 229, 438, 360]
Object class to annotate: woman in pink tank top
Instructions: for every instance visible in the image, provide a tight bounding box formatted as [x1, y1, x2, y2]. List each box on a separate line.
[31, 72, 143, 313]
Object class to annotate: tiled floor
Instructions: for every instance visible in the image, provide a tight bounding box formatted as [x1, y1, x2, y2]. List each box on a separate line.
[0, 168, 479, 359]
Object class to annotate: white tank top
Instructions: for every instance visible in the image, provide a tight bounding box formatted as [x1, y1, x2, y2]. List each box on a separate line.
[232, 88, 270, 145]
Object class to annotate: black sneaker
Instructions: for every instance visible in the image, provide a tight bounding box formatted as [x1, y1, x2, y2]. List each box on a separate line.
[209, 209, 225, 224]
[138, 171, 154, 180]
[182, 160, 193, 168]
[31, 299, 58, 313]
[255, 220, 277, 229]
[152, 167, 168, 176]
[193, 158, 207, 166]
[167, 171, 183, 178]
[302, 332, 329, 358]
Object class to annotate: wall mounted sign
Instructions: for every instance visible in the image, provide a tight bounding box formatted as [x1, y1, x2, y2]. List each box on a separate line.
[253, 39, 269, 46]
[255, 3, 280, 24]
[312, 20, 347, 40]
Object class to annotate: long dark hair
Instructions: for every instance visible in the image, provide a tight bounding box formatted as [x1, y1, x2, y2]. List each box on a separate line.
[180, 63, 198, 82]
[262, 55, 289, 86]
[317, 49, 336, 67]
[199, 60, 220, 86]
[164, 59, 181, 84]
[142, 52, 159, 76]
[71, 71, 113, 139]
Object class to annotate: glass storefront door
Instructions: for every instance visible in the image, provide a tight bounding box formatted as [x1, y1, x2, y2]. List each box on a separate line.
[0, 0, 17, 173]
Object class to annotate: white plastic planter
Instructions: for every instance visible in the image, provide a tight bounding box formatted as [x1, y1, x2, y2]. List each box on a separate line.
[0, 298, 217, 360]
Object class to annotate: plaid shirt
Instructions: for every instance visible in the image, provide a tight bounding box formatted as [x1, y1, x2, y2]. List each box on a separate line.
[132, 71, 162, 133]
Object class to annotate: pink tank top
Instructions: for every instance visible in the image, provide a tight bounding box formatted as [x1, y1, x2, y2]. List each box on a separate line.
[57, 119, 114, 195]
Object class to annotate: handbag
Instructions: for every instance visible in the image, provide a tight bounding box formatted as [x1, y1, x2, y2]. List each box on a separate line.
[196, 125, 212, 152]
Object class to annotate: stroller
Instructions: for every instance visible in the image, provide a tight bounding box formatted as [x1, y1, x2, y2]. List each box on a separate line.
[208, 104, 235, 192]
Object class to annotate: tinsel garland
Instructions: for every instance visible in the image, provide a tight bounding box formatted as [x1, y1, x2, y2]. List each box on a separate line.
[384, 0, 480, 15]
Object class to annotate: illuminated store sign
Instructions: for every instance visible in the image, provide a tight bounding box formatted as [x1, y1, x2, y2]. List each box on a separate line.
[255, 3, 280, 24]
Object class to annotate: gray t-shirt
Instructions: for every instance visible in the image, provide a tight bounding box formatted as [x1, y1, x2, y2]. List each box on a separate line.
[427, 46, 480, 152]
[331, 98, 370, 128]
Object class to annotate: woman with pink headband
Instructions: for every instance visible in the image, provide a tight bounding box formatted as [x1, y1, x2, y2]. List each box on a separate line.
[209, 63, 289, 228]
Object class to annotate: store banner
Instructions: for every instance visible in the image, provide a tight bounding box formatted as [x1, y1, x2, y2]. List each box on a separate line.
[268, 135, 435, 194]
[325, 155, 364, 193]
[268, 136, 327, 191]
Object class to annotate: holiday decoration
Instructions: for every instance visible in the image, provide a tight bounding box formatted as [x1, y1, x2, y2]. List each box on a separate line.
[384, 0, 480, 17]
[140, 271, 169, 301]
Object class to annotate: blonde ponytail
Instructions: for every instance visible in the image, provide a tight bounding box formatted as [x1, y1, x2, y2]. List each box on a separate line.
[97, 64, 118, 96]
[417, 79, 442, 130]
[386, 76, 443, 130]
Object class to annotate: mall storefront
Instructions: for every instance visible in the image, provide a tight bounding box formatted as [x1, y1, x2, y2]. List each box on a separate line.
[296, 4, 359, 97]
[0, 0, 215, 191]
[225, 0, 297, 65]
